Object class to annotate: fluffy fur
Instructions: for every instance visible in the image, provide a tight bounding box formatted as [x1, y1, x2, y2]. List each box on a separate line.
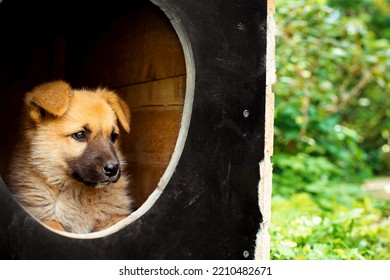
[6, 81, 133, 233]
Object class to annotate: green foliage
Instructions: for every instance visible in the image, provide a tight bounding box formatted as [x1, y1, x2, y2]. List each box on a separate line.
[274, 0, 390, 175]
[271, 0, 390, 260]
[328, 0, 390, 38]
[271, 189, 390, 260]
[272, 153, 342, 197]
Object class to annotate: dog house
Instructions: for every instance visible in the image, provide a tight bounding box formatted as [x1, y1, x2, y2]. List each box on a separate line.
[0, 0, 274, 259]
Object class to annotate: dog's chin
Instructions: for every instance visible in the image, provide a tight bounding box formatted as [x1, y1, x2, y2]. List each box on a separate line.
[93, 182, 111, 189]
[71, 173, 120, 189]
[81, 179, 117, 189]
[93, 177, 122, 188]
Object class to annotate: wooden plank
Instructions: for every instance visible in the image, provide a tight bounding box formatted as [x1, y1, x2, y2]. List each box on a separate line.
[126, 163, 167, 209]
[255, 0, 276, 260]
[117, 75, 186, 109]
[122, 108, 183, 165]
[79, 5, 186, 87]
[121, 107, 183, 207]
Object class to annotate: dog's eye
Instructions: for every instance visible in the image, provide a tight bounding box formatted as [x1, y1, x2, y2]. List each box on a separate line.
[111, 132, 119, 143]
[72, 131, 87, 142]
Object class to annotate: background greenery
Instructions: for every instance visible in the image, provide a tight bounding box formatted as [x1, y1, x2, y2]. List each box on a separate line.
[271, 0, 390, 259]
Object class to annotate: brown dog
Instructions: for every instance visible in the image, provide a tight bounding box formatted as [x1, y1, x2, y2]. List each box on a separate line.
[6, 81, 132, 233]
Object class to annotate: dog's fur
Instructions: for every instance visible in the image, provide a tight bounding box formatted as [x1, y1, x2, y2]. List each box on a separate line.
[6, 81, 133, 233]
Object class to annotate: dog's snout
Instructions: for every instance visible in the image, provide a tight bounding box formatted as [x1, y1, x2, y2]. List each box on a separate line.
[103, 162, 119, 177]
[68, 136, 123, 186]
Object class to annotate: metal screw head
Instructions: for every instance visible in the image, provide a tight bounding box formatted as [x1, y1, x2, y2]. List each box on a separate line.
[243, 250, 250, 258]
[243, 110, 250, 118]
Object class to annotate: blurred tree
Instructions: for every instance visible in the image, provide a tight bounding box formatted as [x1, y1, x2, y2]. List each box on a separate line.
[328, 0, 390, 38]
[274, 0, 390, 184]
[327, 0, 390, 173]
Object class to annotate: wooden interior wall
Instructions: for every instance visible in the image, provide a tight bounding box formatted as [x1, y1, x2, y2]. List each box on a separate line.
[0, 1, 186, 209]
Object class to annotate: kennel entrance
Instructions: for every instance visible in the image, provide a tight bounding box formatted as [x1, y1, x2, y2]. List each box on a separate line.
[0, 0, 270, 259]
[0, 0, 185, 209]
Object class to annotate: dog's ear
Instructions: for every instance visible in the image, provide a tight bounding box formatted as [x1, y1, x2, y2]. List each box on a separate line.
[101, 90, 131, 133]
[25, 81, 72, 123]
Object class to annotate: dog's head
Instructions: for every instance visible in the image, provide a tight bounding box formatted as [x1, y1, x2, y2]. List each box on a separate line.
[24, 81, 131, 189]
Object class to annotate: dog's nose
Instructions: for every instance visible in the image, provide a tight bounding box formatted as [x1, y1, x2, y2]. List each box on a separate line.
[103, 163, 119, 177]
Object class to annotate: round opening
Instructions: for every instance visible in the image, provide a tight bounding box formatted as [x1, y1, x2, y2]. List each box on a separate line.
[0, 0, 193, 235]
